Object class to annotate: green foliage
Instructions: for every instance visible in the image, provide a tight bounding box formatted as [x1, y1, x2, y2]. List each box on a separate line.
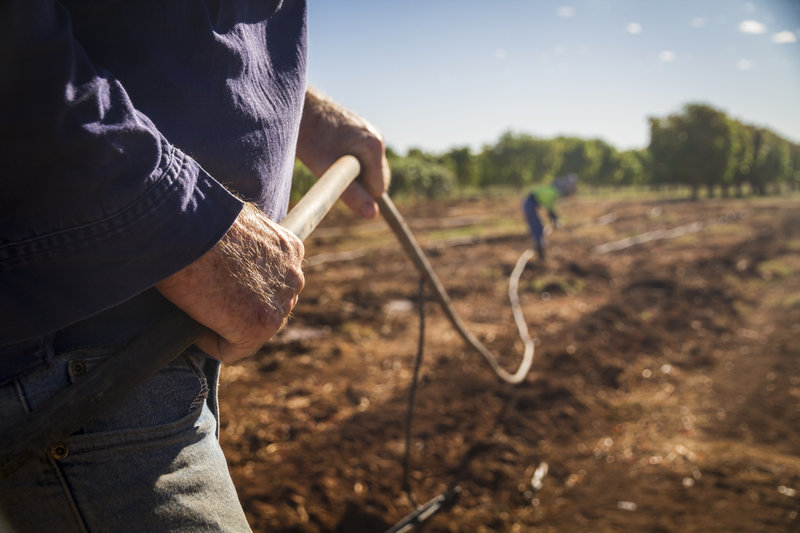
[555, 136, 602, 179]
[648, 103, 729, 198]
[790, 144, 800, 190]
[478, 132, 543, 188]
[727, 120, 755, 196]
[748, 128, 792, 195]
[648, 102, 795, 198]
[388, 150, 456, 199]
[289, 160, 317, 203]
[591, 140, 622, 186]
[289, 102, 796, 202]
[684, 103, 734, 197]
[440, 146, 478, 187]
[617, 149, 650, 187]
[475, 132, 565, 189]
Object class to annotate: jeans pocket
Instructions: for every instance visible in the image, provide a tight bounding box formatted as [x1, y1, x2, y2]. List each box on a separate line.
[53, 348, 210, 453]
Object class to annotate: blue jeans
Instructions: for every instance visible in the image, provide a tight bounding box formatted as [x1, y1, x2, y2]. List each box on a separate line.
[0, 342, 251, 532]
[523, 195, 545, 255]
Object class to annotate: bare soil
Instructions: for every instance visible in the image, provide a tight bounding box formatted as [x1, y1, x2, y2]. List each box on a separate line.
[218, 193, 800, 532]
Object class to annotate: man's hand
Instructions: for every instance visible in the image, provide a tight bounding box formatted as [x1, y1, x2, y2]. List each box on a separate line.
[155, 203, 305, 363]
[296, 86, 391, 219]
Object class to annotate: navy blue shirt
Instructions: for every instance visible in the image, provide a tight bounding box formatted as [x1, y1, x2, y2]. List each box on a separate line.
[0, 1, 307, 377]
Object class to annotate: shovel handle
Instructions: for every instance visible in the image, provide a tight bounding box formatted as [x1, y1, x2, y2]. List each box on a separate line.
[281, 155, 361, 240]
[0, 156, 362, 478]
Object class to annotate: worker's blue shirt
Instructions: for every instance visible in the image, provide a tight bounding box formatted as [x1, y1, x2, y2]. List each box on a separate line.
[0, 0, 308, 380]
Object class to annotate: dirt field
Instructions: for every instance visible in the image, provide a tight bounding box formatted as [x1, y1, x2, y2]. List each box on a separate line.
[218, 192, 800, 532]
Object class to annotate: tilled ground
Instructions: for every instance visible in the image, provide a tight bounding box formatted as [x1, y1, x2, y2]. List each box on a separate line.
[219, 193, 800, 532]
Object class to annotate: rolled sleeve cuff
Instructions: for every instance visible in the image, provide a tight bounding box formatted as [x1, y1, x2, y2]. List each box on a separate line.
[0, 141, 244, 344]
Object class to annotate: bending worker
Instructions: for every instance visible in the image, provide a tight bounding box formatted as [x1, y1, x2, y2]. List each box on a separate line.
[522, 173, 578, 259]
[0, 1, 390, 531]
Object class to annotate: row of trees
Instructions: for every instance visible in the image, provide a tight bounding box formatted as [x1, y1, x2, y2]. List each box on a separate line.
[649, 104, 798, 198]
[293, 103, 799, 200]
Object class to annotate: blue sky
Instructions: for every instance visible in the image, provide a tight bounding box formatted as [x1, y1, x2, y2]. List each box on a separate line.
[306, 0, 800, 154]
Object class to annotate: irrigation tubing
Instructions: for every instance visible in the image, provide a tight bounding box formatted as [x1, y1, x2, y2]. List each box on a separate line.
[401, 278, 427, 508]
[391, 248, 536, 532]
[377, 194, 536, 385]
[0, 155, 537, 478]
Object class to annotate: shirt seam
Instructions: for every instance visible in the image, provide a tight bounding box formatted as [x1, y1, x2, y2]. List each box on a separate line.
[0, 141, 190, 269]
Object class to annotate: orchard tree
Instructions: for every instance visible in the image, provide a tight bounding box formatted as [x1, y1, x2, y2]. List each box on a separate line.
[389, 151, 456, 199]
[682, 104, 733, 197]
[647, 115, 684, 190]
[590, 139, 622, 186]
[617, 149, 649, 187]
[477, 132, 560, 189]
[478, 132, 531, 188]
[726, 121, 754, 197]
[441, 146, 478, 188]
[554, 136, 602, 181]
[789, 142, 800, 191]
[648, 103, 732, 198]
[748, 128, 791, 195]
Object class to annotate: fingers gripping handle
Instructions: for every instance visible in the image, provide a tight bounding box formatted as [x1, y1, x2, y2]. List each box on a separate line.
[0, 156, 362, 479]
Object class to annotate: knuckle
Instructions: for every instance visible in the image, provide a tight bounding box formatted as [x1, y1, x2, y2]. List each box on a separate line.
[282, 272, 304, 301]
[255, 306, 283, 333]
[293, 237, 305, 258]
[363, 132, 384, 152]
[292, 269, 305, 292]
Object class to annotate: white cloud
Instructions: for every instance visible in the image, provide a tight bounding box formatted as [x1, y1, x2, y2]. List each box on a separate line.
[495, 48, 508, 60]
[626, 22, 642, 35]
[737, 59, 754, 70]
[659, 50, 676, 62]
[557, 6, 575, 18]
[691, 17, 706, 29]
[739, 20, 767, 34]
[772, 30, 797, 44]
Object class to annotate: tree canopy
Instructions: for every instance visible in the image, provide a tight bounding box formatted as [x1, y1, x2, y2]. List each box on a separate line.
[293, 102, 797, 200]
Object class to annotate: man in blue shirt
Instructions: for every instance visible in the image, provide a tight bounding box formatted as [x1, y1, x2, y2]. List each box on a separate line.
[0, 1, 390, 531]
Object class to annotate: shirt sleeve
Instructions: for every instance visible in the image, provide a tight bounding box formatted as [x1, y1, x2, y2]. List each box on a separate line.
[0, 1, 244, 344]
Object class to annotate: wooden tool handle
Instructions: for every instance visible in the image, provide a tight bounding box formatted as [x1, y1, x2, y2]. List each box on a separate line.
[0, 156, 362, 478]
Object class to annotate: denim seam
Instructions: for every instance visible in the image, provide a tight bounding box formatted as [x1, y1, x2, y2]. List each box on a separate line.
[15, 377, 89, 532]
[58, 354, 206, 453]
[67, 353, 208, 416]
[202, 358, 223, 439]
[189, 376, 210, 413]
[183, 354, 210, 414]
[13, 380, 31, 414]
[47, 455, 90, 533]
[59, 402, 204, 456]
